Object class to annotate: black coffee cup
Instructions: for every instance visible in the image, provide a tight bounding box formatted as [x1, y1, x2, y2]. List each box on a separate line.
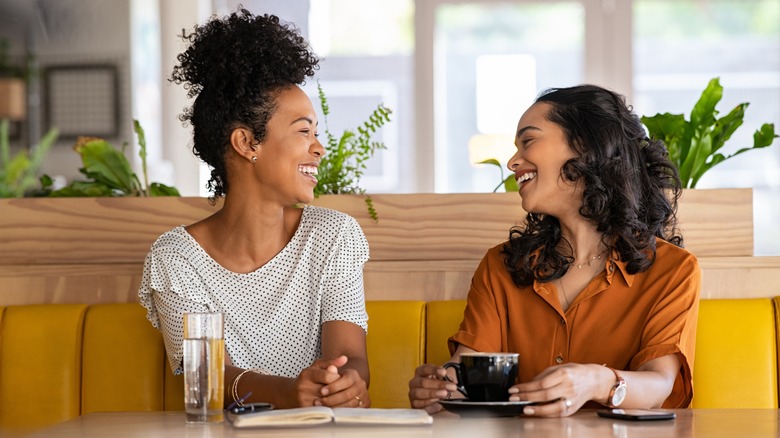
[444, 353, 519, 402]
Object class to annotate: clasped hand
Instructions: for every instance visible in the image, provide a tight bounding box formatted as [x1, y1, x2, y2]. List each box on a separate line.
[293, 355, 370, 408]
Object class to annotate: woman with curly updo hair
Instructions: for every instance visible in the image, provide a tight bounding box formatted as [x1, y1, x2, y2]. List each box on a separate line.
[410, 85, 701, 416]
[139, 9, 371, 409]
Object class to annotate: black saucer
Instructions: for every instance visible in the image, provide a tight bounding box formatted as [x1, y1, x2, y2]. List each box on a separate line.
[439, 399, 534, 417]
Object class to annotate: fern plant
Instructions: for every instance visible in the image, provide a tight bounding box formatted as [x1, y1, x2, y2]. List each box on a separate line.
[0, 119, 58, 197]
[314, 82, 392, 221]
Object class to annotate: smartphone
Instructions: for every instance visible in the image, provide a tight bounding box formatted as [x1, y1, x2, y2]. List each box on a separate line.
[597, 409, 676, 421]
[228, 402, 274, 415]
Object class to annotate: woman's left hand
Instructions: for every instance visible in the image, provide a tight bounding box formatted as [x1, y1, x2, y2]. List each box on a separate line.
[508, 363, 606, 417]
[315, 356, 371, 408]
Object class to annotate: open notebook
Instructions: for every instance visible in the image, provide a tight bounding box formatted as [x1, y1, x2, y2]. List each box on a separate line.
[228, 407, 433, 428]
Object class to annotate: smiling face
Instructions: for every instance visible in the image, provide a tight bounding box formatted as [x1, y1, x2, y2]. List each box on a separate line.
[507, 102, 581, 217]
[253, 85, 325, 205]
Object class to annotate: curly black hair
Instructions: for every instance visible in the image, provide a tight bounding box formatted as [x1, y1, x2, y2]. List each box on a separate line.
[502, 84, 683, 287]
[170, 8, 319, 200]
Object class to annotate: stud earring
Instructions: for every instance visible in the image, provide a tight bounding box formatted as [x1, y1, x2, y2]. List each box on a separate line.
[251, 156, 257, 163]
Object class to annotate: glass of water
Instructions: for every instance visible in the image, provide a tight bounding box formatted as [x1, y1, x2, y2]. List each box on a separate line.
[183, 312, 225, 423]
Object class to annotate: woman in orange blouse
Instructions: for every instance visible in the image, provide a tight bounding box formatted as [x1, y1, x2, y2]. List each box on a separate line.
[409, 84, 701, 417]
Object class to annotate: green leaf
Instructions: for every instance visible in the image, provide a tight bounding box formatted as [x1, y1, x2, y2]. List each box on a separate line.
[641, 113, 685, 165]
[687, 134, 713, 188]
[150, 182, 181, 196]
[689, 77, 722, 128]
[50, 181, 115, 197]
[753, 123, 778, 148]
[76, 140, 138, 194]
[710, 103, 746, 156]
[134, 119, 151, 196]
[39, 174, 53, 189]
[503, 174, 519, 193]
[477, 158, 502, 168]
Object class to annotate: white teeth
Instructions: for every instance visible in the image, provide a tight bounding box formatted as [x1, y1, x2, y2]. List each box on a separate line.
[298, 165, 318, 176]
[517, 172, 537, 183]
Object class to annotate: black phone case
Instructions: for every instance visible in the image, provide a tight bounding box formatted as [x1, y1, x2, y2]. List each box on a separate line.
[229, 402, 274, 415]
[597, 409, 676, 421]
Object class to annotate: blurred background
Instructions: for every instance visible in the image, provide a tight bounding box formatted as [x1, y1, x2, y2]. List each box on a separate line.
[0, 0, 777, 254]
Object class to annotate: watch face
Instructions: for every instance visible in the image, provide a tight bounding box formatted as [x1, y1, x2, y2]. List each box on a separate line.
[612, 383, 627, 406]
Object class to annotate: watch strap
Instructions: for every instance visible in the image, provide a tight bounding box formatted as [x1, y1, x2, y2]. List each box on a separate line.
[606, 367, 626, 407]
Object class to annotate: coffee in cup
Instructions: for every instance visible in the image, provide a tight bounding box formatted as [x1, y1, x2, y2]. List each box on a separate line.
[444, 352, 519, 402]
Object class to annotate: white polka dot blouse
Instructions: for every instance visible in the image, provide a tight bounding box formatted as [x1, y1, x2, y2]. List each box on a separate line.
[138, 205, 369, 376]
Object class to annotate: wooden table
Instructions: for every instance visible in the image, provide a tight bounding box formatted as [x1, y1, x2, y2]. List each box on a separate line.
[23, 409, 780, 437]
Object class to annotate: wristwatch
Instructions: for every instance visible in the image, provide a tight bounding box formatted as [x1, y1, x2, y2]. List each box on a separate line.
[606, 367, 627, 407]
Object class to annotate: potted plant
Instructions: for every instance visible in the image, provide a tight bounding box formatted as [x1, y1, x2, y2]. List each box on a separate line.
[641, 77, 778, 189]
[41, 120, 179, 197]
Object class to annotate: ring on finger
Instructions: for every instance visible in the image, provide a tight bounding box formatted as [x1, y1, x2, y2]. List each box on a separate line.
[355, 396, 364, 407]
[561, 397, 572, 412]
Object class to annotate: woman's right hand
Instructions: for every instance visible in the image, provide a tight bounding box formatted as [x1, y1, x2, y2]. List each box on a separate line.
[408, 364, 459, 413]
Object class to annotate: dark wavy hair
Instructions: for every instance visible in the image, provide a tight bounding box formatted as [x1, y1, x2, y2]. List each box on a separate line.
[170, 8, 319, 200]
[502, 84, 683, 286]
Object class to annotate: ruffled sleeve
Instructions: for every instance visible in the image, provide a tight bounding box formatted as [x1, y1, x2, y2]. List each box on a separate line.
[138, 228, 210, 374]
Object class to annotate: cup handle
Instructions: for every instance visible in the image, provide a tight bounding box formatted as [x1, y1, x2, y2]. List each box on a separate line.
[442, 362, 468, 398]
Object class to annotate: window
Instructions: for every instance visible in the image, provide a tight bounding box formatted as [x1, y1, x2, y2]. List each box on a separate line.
[308, 0, 414, 193]
[431, 2, 585, 193]
[149, 0, 778, 254]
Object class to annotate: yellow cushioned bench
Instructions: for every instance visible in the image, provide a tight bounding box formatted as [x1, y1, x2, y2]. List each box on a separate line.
[0, 301, 426, 436]
[1, 298, 778, 436]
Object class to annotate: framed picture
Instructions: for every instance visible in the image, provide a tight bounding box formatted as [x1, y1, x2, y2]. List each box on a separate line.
[44, 64, 119, 139]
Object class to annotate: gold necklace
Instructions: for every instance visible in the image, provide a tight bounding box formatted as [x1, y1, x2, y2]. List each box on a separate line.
[574, 250, 606, 269]
[560, 252, 606, 308]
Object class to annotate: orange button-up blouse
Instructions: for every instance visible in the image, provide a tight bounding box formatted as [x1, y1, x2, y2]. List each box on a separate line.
[449, 237, 701, 408]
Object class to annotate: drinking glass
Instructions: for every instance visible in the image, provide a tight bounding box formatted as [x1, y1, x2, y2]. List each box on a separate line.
[183, 312, 225, 423]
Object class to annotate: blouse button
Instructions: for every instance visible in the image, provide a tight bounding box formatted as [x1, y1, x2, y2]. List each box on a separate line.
[560, 317, 565, 325]
[555, 355, 564, 364]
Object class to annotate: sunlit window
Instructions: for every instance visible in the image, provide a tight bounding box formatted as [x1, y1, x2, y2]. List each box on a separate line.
[433, 2, 584, 193]
[309, 0, 414, 56]
[308, 0, 414, 193]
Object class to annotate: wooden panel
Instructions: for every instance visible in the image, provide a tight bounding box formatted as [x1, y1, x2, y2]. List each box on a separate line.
[0, 189, 754, 266]
[0, 189, 768, 305]
[697, 257, 780, 299]
[0, 197, 220, 265]
[2, 256, 778, 305]
[677, 188, 753, 257]
[0, 264, 141, 305]
[316, 193, 525, 261]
